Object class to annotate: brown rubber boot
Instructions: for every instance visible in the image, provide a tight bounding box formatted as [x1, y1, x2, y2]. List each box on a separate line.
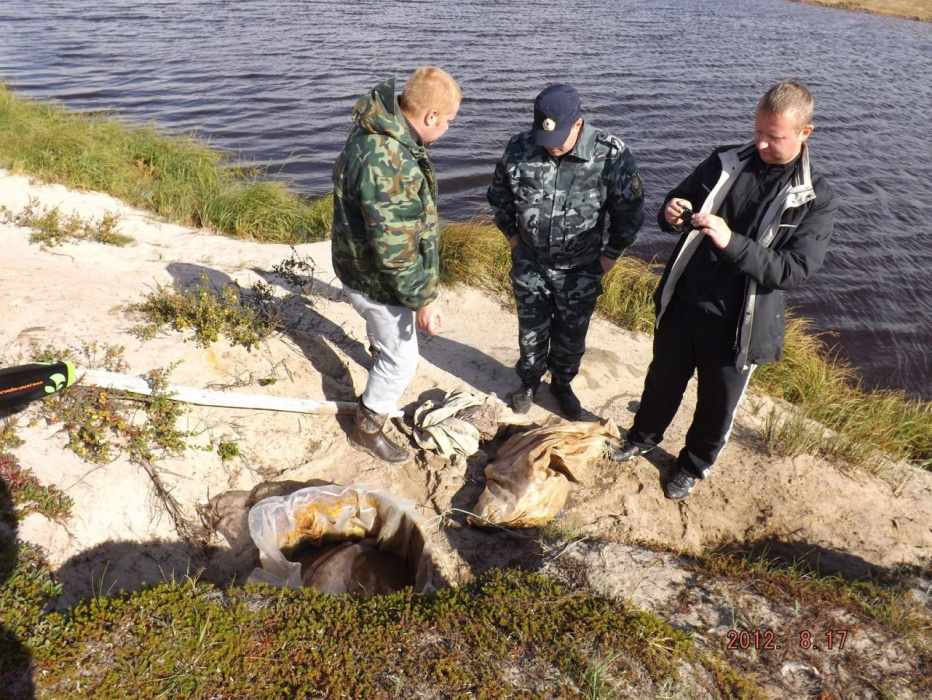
[348, 399, 409, 463]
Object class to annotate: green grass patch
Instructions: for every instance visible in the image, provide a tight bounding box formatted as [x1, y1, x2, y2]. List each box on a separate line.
[0, 84, 332, 243]
[689, 547, 932, 697]
[694, 547, 931, 667]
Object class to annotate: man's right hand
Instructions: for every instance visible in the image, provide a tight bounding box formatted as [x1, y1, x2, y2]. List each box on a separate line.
[416, 301, 444, 336]
[665, 198, 694, 227]
[508, 235, 519, 251]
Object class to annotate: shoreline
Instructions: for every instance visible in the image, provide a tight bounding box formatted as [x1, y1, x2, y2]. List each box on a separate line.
[793, 0, 932, 22]
[2, 83, 929, 470]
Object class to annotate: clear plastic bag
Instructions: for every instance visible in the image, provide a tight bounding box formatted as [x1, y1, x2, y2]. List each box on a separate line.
[247, 484, 438, 594]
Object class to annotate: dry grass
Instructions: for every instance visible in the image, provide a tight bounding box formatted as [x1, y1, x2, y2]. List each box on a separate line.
[440, 220, 932, 470]
[439, 220, 662, 335]
[792, 0, 932, 21]
[754, 317, 932, 469]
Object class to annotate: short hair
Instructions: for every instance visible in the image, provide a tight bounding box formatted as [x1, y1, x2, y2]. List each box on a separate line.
[399, 66, 461, 115]
[758, 80, 814, 128]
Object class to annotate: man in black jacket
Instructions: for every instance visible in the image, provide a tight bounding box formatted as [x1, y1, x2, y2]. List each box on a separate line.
[614, 79, 837, 499]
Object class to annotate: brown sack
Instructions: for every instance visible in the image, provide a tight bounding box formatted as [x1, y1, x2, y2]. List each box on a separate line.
[469, 420, 619, 529]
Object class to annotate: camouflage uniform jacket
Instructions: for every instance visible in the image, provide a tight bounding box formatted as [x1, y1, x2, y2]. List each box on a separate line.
[331, 77, 440, 310]
[487, 122, 644, 269]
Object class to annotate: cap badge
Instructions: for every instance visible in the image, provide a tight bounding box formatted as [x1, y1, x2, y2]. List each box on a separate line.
[542, 118, 556, 132]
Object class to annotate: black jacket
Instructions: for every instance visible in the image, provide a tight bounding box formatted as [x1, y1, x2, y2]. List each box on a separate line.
[655, 142, 837, 369]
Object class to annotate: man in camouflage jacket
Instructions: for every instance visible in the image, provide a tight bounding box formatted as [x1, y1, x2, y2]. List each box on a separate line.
[332, 67, 460, 462]
[488, 84, 644, 419]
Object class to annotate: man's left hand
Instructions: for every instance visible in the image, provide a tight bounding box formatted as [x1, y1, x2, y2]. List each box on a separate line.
[600, 255, 617, 274]
[691, 213, 732, 249]
[416, 301, 444, 336]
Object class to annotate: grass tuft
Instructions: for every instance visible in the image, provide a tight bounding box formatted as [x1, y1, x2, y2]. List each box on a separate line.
[755, 317, 931, 468]
[0, 84, 332, 243]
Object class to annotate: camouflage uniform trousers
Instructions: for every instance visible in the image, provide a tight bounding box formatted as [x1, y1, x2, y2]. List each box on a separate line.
[510, 245, 603, 388]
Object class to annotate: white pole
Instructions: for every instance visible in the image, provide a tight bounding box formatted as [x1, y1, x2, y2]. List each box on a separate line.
[80, 369, 359, 415]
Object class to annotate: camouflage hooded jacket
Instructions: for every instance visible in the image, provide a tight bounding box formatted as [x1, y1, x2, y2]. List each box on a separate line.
[487, 123, 645, 269]
[331, 77, 440, 310]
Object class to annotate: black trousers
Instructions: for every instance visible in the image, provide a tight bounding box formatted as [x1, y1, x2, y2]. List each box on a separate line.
[628, 299, 754, 479]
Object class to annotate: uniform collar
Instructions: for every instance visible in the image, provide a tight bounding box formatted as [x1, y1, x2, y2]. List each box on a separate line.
[567, 120, 596, 161]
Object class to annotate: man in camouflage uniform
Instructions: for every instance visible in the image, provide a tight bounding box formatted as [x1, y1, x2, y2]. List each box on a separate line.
[332, 66, 461, 462]
[488, 84, 644, 419]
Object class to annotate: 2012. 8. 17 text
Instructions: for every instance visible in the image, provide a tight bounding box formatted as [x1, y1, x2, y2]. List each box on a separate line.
[725, 629, 848, 651]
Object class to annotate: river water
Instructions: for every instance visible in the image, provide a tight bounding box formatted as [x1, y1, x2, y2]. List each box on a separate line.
[1, 0, 930, 400]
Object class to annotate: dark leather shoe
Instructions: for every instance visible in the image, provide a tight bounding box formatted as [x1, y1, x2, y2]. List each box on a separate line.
[348, 399, 408, 463]
[663, 469, 698, 500]
[549, 381, 582, 420]
[512, 385, 535, 414]
[348, 425, 409, 463]
[612, 441, 653, 462]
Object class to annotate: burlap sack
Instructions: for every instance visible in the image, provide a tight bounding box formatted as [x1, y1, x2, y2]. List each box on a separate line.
[469, 420, 619, 528]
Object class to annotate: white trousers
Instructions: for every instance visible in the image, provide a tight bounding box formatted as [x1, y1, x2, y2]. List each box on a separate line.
[345, 287, 420, 415]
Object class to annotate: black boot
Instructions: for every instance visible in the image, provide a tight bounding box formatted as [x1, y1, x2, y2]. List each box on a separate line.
[348, 399, 409, 463]
[550, 380, 582, 420]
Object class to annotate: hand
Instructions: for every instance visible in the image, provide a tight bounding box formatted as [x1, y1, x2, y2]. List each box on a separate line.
[690, 212, 732, 249]
[665, 198, 693, 227]
[600, 255, 616, 274]
[416, 301, 444, 336]
[508, 235, 519, 251]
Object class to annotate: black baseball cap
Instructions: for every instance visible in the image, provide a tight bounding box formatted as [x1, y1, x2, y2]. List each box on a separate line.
[532, 84, 581, 148]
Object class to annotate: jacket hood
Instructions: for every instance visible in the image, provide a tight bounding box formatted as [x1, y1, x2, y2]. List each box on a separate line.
[351, 77, 418, 149]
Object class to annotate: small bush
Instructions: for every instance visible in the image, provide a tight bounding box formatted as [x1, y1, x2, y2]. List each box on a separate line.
[131, 273, 279, 349]
[0, 452, 73, 522]
[216, 441, 239, 462]
[1, 197, 132, 247]
[33, 347, 190, 465]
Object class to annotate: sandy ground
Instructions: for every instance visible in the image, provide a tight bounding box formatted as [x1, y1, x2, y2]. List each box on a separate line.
[1, 169, 930, 611]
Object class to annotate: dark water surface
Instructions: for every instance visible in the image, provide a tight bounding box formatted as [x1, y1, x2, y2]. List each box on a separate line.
[1, 0, 930, 399]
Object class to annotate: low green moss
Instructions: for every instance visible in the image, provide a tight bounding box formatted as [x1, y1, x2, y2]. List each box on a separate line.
[1, 560, 701, 699]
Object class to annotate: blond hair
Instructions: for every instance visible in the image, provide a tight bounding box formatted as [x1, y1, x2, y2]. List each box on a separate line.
[758, 80, 814, 128]
[399, 66, 461, 115]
